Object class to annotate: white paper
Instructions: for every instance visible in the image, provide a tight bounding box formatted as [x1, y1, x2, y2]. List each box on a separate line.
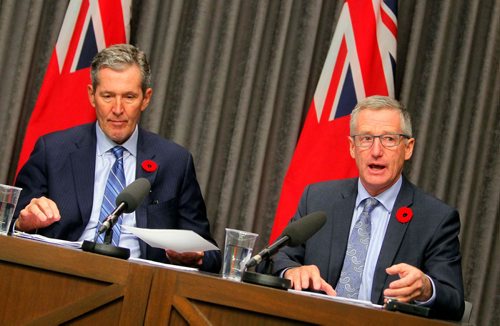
[121, 226, 220, 252]
[287, 289, 383, 309]
[14, 231, 83, 249]
[129, 257, 199, 271]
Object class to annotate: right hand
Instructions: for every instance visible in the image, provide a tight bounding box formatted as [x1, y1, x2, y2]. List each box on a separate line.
[165, 249, 204, 267]
[16, 197, 61, 232]
[284, 265, 336, 296]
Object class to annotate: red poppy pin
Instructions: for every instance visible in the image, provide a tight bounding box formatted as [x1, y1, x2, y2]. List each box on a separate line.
[141, 160, 157, 173]
[396, 206, 413, 223]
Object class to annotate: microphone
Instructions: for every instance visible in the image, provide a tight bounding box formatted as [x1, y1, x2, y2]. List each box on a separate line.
[98, 178, 151, 234]
[246, 211, 327, 268]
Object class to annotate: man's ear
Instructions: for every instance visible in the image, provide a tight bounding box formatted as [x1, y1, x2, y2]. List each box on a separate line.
[404, 138, 415, 160]
[87, 84, 95, 107]
[348, 136, 356, 159]
[140, 88, 153, 112]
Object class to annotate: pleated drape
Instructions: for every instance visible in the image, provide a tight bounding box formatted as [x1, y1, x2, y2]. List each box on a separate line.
[0, 1, 497, 325]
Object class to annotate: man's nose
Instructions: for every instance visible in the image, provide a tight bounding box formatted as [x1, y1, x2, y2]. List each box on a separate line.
[371, 137, 384, 155]
[112, 97, 124, 114]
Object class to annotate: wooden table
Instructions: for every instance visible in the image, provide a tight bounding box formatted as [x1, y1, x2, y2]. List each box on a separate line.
[0, 235, 455, 325]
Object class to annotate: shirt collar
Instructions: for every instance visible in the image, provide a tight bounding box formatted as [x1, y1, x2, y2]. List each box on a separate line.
[96, 122, 138, 157]
[356, 176, 403, 212]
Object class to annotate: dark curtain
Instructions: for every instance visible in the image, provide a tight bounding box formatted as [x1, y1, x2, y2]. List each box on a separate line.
[0, 1, 497, 325]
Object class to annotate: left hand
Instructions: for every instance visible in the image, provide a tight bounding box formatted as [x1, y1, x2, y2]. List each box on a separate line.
[284, 265, 336, 296]
[384, 263, 432, 302]
[165, 249, 204, 267]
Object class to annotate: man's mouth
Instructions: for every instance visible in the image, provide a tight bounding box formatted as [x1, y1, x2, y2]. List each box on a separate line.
[109, 120, 126, 126]
[368, 163, 386, 171]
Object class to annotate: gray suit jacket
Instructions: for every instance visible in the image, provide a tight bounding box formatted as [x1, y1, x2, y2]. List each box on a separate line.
[14, 123, 221, 273]
[272, 177, 464, 320]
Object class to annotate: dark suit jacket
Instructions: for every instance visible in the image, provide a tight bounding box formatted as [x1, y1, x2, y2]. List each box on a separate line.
[271, 177, 464, 321]
[14, 123, 221, 273]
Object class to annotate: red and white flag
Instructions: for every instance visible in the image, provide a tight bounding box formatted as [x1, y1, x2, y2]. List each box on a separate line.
[270, 0, 397, 242]
[16, 0, 131, 175]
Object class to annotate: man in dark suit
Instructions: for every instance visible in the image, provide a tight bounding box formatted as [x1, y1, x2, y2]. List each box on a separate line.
[13, 44, 221, 273]
[271, 96, 464, 320]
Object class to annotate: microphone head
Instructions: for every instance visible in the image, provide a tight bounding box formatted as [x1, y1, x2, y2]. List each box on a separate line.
[116, 178, 151, 213]
[282, 211, 327, 247]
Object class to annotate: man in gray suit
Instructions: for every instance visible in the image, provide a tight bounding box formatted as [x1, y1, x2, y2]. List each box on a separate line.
[272, 96, 464, 320]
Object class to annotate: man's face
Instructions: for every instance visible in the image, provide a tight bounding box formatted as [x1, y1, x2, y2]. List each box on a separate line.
[88, 65, 152, 144]
[349, 108, 415, 196]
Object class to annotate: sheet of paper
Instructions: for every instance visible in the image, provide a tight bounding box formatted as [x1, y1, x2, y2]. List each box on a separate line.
[129, 257, 199, 271]
[122, 226, 220, 252]
[288, 289, 383, 309]
[14, 231, 83, 249]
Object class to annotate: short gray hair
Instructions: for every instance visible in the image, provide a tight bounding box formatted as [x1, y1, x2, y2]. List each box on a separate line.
[90, 44, 151, 94]
[350, 95, 413, 137]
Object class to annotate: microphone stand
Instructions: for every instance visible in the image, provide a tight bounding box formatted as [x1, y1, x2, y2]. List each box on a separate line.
[242, 257, 291, 290]
[82, 219, 130, 260]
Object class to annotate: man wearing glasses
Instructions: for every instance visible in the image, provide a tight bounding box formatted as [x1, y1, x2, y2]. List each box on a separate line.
[272, 95, 464, 321]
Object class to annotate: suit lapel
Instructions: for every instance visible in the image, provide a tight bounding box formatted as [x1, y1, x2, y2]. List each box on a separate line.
[371, 177, 414, 303]
[135, 129, 157, 257]
[327, 180, 357, 285]
[135, 128, 158, 195]
[70, 124, 97, 227]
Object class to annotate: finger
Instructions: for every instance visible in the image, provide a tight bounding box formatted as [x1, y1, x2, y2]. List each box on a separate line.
[287, 269, 305, 291]
[37, 198, 59, 220]
[306, 265, 322, 290]
[388, 275, 416, 289]
[386, 263, 409, 277]
[47, 200, 61, 220]
[26, 204, 49, 223]
[384, 283, 421, 301]
[165, 249, 177, 257]
[320, 280, 336, 296]
[18, 209, 38, 231]
[384, 287, 412, 299]
[19, 207, 37, 221]
[180, 252, 203, 260]
[174, 252, 204, 266]
[30, 197, 53, 219]
[407, 288, 423, 302]
[300, 270, 311, 290]
[396, 287, 422, 303]
[311, 274, 323, 291]
[290, 272, 302, 290]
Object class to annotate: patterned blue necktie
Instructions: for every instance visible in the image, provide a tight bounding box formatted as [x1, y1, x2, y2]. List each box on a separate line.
[96, 146, 126, 246]
[336, 197, 379, 299]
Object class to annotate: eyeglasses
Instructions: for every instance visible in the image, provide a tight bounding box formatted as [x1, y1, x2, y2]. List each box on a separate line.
[351, 134, 410, 148]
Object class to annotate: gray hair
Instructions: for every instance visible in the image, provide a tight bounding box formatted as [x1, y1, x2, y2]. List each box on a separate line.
[90, 44, 151, 94]
[350, 95, 413, 137]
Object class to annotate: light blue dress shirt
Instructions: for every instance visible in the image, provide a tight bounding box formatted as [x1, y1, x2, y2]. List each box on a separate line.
[354, 177, 401, 301]
[78, 123, 141, 258]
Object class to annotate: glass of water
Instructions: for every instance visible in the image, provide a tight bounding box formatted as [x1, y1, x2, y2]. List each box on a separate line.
[222, 228, 258, 281]
[0, 184, 22, 235]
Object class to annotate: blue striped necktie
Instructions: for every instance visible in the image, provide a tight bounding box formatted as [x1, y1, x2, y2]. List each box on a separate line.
[96, 146, 126, 246]
[336, 197, 379, 299]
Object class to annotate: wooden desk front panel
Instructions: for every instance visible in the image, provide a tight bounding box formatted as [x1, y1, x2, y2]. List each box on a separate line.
[0, 236, 153, 325]
[145, 267, 453, 326]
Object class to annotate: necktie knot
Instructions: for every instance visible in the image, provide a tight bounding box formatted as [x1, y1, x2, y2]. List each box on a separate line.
[111, 146, 124, 160]
[362, 197, 379, 214]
